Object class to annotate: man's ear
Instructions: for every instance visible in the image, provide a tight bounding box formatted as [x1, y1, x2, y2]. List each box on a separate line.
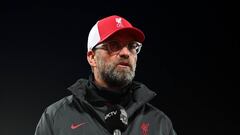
[87, 50, 97, 67]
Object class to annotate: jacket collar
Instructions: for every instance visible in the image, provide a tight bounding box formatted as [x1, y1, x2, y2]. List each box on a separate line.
[68, 78, 156, 105]
[67, 77, 157, 118]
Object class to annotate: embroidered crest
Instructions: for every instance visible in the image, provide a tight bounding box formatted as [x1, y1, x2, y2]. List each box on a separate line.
[115, 17, 123, 28]
[140, 122, 149, 135]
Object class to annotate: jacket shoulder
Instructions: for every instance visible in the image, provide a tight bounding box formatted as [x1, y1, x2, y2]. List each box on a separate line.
[45, 95, 73, 119]
[145, 103, 165, 115]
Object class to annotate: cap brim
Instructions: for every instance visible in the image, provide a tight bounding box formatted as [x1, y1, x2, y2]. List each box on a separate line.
[98, 27, 145, 44]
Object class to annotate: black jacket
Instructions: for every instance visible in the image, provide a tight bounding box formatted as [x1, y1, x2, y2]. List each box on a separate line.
[35, 79, 177, 135]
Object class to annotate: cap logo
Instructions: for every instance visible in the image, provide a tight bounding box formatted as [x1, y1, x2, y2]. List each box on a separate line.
[115, 17, 123, 28]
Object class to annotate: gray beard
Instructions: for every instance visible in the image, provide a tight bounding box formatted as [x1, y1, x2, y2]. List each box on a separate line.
[97, 58, 136, 88]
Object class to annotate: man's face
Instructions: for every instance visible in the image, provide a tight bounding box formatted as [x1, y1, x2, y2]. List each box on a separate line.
[94, 32, 138, 88]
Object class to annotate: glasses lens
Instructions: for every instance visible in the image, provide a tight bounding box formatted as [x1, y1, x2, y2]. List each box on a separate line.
[128, 41, 142, 54]
[103, 40, 142, 54]
[108, 41, 122, 53]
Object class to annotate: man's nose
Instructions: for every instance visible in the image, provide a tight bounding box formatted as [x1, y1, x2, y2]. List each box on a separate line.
[118, 46, 130, 58]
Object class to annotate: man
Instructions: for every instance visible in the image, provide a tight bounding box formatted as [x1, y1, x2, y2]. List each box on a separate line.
[35, 15, 177, 135]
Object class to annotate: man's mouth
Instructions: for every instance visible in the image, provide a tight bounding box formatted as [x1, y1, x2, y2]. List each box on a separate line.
[117, 62, 131, 68]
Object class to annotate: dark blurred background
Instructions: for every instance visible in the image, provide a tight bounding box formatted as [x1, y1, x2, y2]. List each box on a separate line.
[0, 0, 239, 135]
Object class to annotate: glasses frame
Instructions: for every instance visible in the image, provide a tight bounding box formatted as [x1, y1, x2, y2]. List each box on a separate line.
[92, 40, 142, 55]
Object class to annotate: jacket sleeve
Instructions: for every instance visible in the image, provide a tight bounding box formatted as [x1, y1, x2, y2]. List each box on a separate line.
[34, 109, 54, 135]
[160, 115, 177, 135]
[169, 127, 177, 135]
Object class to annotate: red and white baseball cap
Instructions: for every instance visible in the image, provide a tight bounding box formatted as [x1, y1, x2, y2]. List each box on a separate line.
[87, 15, 145, 51]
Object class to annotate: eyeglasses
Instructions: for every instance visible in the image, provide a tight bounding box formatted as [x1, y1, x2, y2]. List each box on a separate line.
[93, 40, 142, 55]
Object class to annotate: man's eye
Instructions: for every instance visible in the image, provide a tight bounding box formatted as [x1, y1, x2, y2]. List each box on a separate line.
[109, 41, 122, 52]
[129, 43, 138, 49]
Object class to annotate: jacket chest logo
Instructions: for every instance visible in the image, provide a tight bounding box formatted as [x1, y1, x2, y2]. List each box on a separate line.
[70, 122, 88, 129]
[140, 122, 150, 135]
